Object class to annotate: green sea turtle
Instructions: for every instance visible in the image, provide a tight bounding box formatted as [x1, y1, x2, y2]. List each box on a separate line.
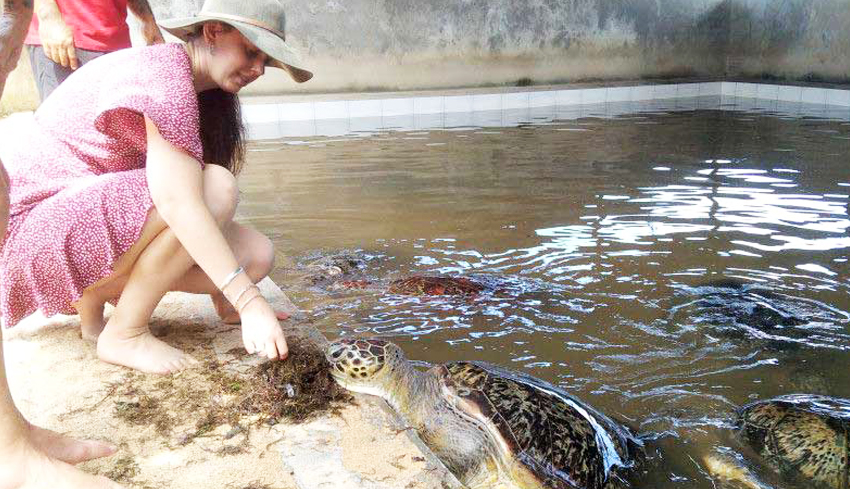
[303, 255, 487, 296]
[304, 254, 366, 285]
[669, 280, 812, 351]
[705, 394, 850, 489]
[326, 338, 641, 489]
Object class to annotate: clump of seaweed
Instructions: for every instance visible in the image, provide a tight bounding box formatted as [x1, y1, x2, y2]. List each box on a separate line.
[227, 483, 283, 489]
[113, 394, 174, 436]
[109, 336, 353, 448]
[104, 456, 140, 483]
[235, 339, 352, 424]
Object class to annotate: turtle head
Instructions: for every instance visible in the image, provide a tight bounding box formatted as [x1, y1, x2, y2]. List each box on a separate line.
[306, 255, 364, 284]
[326, 338, 407, 397]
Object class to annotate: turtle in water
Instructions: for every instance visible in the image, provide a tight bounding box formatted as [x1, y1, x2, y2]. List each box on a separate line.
[669, 279, 813, 351]
[326, 338, 641, 489]
[669, 278, 850, 393]
[328, 273, 487, 296]
[705, 394, 850, 489]
[303, 254, 367, 286]
[382, 275, 485, 296]
[302, 254, 487, 296]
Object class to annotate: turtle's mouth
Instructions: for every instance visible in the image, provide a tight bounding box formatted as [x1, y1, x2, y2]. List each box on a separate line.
[328, 367, 347, 385]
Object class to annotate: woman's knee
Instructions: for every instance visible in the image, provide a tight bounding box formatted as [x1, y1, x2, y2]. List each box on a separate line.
[246, 233, 275, 281]
[202, 164, 238, 225]
[228, 224, 274, 282]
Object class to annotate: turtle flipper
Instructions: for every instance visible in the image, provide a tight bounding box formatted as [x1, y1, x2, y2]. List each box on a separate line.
[704, 452, 771, 489]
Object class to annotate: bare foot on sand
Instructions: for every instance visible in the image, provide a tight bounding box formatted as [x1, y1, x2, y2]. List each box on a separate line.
[211, 291, 291, 324]
[0, 434, 122, 489]
[27, 424, 116, 465]
[97, 321, 197, 374]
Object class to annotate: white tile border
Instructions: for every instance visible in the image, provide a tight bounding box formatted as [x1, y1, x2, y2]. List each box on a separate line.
[243, 82, 850, 136]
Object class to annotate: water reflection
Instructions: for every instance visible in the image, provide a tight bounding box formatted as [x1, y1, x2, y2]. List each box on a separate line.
[241, 107, 850, 488]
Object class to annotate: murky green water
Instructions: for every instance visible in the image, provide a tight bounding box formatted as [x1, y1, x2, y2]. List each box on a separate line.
[239, 104, 850, 488]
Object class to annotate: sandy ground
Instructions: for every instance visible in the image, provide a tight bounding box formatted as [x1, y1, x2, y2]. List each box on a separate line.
[3, 279, 452, 489]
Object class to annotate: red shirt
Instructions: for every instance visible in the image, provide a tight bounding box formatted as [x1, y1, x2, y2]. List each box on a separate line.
[24, 0, 130, 52]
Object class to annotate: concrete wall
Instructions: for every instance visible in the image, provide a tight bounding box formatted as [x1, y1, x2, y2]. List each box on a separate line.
[148, 0, 734, 94]
[727, 0, 850, 83]
[5, 0, 850, 104]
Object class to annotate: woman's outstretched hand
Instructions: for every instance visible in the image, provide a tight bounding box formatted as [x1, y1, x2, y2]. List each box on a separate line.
[239, 296, 289, 360]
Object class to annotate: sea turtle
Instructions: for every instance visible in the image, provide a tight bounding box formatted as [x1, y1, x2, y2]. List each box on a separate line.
[668, 278, 849, 393]
[302, 254, 487, 296]
[325, 338, 641, 489]
[304, 254, 366, 286]
[303, 253, 494, 297]
[668, 279, 813, 351]
[371, 275, 485, 296]
[705, 394, 850, 489]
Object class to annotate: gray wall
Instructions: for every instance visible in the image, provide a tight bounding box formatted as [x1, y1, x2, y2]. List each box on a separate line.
[728, 0, 850, 82]
[146, 0, 850, 95]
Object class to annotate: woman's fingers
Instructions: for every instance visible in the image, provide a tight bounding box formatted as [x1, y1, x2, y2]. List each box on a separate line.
[275, 333, 289, 360]
[264, 341, 278, 360]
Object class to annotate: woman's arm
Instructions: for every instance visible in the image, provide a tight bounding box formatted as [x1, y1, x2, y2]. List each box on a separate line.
[144, 117, 288, 360]
[0, 0, 33, 94]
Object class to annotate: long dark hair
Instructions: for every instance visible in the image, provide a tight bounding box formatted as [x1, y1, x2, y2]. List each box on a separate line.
[188, 22, 246, 175]
[198, 88, 245, 175]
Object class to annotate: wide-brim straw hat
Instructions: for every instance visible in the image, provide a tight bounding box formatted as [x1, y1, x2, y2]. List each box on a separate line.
[158, 0, 312, 83]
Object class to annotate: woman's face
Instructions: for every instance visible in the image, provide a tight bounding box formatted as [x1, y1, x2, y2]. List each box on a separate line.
[208, 25, 268, 93]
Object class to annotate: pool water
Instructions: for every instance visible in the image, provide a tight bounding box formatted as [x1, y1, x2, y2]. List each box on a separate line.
[239, 102, 850, 488]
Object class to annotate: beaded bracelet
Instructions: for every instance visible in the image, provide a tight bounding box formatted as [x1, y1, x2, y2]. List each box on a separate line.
[219, 266, 244, 292]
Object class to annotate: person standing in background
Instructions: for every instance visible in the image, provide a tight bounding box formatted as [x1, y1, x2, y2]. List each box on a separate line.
[25, 0, 164, 100]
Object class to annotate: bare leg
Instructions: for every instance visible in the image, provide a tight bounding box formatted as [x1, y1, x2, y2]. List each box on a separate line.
[78, 215, 285, 340]
[95, 222, 202, 374]
[77, 219, 283, 337]
[0, 317, 122, 489]
[93, 166, 239, 373]
[85, 165, 265, 374]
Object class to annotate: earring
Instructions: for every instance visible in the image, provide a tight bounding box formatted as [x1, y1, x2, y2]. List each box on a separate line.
[209, 43, 216, 55]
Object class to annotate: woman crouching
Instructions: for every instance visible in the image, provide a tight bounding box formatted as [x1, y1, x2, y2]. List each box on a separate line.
[0, 0, 312, 374]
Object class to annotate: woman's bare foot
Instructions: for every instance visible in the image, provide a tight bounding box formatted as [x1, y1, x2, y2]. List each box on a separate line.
[96, 320, 197, 374]
[27, 423, 116, 465]
[211, 291, 291, 324]
[0, 429, 122, 489]
[74, 292, 108, 342]
[0, 444, 123, 489]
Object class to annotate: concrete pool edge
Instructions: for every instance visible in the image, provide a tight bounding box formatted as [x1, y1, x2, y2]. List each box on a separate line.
[241, 81, 850, 122]
[240, 80, 850, 140]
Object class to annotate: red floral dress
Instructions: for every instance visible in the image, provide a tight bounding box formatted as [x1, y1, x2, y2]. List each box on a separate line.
[1, 43, 204, 327]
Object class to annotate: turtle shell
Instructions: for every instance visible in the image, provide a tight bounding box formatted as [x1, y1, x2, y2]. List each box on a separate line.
[437, 361, 636, 489]
[388, 276, 485, 296]
[736, 395, 850, 489]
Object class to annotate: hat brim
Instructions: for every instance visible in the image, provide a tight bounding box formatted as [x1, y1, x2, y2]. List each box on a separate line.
[158, 16, 313, 84]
